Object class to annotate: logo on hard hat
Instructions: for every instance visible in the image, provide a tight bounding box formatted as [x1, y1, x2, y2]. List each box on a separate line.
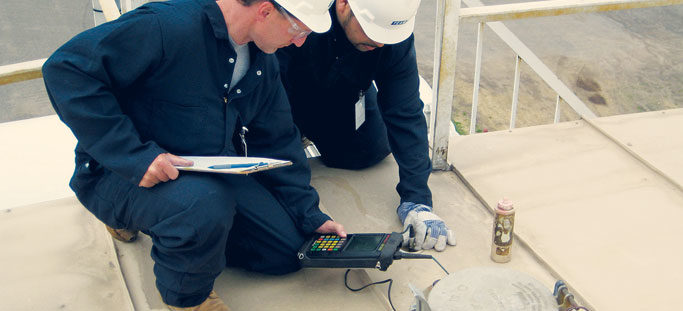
[391, 20, 408, 25]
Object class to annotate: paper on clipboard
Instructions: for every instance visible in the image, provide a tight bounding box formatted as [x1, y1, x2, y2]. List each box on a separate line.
[175, 156, 292, 174]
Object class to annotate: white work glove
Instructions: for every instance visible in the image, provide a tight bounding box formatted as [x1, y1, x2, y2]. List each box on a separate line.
[397, 202, 456, 251]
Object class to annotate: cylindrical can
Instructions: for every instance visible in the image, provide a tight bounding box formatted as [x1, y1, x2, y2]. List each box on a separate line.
[491, 198, 515, 263]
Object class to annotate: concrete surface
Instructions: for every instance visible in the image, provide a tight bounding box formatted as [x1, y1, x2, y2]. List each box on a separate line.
[0, 115, 77, 209]
[590, 109, 683, 186]
[2, 104, 683, 311]
[0, 197, 133, 311]
[309, 157, 560, 311]
[0, 111, 559, 311]
[449, 108, 683, 311]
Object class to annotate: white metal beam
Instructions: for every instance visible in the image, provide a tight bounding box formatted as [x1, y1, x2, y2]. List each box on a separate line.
[431, 0, 462, 170]
[120, 0, 133, 13]
[554, 95, 562, 123]
[510, 55, 522, 129]
[0, 59, 46, 86]
[460, 0, 683, 23]
[98, 0, 121, 22]
[469, 22, 485, 135]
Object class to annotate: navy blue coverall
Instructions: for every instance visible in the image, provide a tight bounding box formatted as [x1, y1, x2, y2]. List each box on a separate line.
[277, 8, 433, 206]
[42, 0, 330, 307]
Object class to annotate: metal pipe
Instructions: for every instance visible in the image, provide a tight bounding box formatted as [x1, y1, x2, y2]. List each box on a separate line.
[554, 95, 562, 123]
[431, 0, 462, 170]
[97, 0, 121, 22]
[470, 22, 485, 135]
[460, 0, 683, 23]
[120, 0, 133, 13]
[429, 0, 445, 137]
[510, 55, 521, 130]
[0, 59, 46, 86]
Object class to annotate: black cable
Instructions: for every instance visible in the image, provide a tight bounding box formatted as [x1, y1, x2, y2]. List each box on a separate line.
[341, 226, 450, 310]
[431, 256, 449, 275]
[344, 269, 396, 311]
[394, 251, 450, 275]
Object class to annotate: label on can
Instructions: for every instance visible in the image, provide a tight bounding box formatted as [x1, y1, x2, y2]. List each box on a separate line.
[491, 213, 515, 262]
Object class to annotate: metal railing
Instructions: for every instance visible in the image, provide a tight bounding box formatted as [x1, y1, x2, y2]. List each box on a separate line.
[430, 0, 683, 170]
[0, 58, 47, 86]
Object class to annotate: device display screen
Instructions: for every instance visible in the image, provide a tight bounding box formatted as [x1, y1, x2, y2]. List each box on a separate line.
[345, 235, 383, 252]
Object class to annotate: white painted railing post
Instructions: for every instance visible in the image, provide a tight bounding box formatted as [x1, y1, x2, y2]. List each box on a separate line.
[510, 55, 521, 130]
[120, 0, 133, 13]
[470, 22, 485, 135]
[554, 95, 562, 123]
[431, 0, 462, 170]
[97, 0, 122, 22]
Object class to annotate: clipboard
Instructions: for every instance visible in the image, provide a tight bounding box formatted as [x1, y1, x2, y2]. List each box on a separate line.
[175, 156, 292, 174]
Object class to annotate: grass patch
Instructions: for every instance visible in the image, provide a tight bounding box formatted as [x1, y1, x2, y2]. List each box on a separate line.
[454, 121, 467, 135]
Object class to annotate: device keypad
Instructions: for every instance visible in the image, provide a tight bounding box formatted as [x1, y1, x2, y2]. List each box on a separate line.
[310, 235, 347, 252]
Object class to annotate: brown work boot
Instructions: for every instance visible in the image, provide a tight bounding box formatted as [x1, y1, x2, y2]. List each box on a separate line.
[165, 291, 230, 311]
[105, 224, 138, 243]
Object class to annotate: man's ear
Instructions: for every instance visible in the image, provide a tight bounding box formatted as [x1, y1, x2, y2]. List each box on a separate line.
[335, 0, 350, 17]
[255, 1, 275, 22]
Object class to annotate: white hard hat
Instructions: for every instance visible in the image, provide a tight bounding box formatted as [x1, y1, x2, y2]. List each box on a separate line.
[274, 0, 335, 33]
[348, 0, 421, 44]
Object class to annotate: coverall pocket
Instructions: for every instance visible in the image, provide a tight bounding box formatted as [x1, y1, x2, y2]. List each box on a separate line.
[151, 100, 207, 153]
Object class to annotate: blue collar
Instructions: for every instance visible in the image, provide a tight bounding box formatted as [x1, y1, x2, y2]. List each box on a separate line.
[201, 0, 230, 40]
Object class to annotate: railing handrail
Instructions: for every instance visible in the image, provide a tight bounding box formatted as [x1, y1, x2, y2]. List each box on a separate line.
[0, 58, 46, 86]
[460, 0, 683, 23]
[430, 0, 681, 168]
[0, 0, 121, 87]
[459, 0, 683, 131]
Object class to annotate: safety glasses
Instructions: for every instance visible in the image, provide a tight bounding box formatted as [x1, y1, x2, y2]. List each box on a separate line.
[276, 6, 312, 41]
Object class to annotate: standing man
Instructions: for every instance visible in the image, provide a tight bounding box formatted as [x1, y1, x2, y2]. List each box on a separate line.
[277, 0, 456, 252]
[42, 0, 343, 310]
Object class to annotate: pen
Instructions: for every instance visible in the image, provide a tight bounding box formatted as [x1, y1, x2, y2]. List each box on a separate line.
[208, 162, 267, 170]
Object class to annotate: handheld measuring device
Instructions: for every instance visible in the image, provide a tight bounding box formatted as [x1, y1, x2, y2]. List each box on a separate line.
[297, 232, 430, 271]
[298, 231, 450, 311]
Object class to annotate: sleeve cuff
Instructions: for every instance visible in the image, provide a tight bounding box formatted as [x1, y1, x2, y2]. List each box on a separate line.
[128, 143, 167, 186]
[301, 212, 332, 234]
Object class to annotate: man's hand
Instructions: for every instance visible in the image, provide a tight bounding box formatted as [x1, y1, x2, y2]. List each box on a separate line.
[315, 220, 347, 238]
[398, 202, 456, 251]
[138, 153, 193, 188]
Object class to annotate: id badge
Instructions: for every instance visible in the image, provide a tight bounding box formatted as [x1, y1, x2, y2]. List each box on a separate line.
[355, 90, 366, 130]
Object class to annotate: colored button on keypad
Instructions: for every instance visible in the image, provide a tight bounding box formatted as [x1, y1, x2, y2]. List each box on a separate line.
[310, 235, 347, 252]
